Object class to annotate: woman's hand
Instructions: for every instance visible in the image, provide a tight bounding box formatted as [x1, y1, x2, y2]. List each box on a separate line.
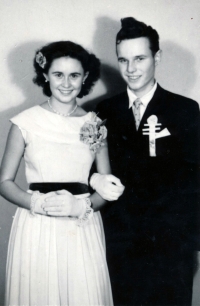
[42, 190, 85, 217]
[32, 191, 56, 216]
[90, 173, 125, 201]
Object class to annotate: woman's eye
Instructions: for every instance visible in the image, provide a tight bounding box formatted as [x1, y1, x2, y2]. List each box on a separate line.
[55, 73, 63, 78]
[70, 74, 79, 79]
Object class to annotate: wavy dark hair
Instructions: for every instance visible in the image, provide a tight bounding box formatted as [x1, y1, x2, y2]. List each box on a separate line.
[33, 41, 100, 98]
[116, 17, 160, 56]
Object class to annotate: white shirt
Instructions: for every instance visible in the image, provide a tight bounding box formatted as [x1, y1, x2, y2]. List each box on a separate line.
[128, 82, 157, 120]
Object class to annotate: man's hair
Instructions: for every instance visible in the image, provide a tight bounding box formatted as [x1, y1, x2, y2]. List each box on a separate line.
[116, 17, 160, 56]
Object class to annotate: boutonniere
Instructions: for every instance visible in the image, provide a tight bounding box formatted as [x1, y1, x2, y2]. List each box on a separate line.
[80, 112, 107, 153]
[142, 115, 170, 157]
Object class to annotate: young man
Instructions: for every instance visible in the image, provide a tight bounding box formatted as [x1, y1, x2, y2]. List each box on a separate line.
[91, 17, 199, 305]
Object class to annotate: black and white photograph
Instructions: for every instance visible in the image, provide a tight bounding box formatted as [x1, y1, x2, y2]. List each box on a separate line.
[0, 0, 199, 305]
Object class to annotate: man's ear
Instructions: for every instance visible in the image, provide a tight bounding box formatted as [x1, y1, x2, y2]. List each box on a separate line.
[43, 73, 49, 82]
[154, 50, 162, 66]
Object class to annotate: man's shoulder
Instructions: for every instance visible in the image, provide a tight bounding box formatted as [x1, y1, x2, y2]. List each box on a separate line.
[159, 85, 199, 110]
[97, 91, 128, 111]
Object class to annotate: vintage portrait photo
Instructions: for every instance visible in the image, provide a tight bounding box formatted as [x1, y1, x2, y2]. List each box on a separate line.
[0, 0, 199, 305]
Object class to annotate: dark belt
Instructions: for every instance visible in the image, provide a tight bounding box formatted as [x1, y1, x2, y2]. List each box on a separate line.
[29, 182, 89, 195]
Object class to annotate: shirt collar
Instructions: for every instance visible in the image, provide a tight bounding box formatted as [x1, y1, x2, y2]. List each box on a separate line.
[128, 82, 157, 109]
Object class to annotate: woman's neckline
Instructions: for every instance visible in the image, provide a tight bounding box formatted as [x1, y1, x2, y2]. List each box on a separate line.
[37, 104, 91, 118]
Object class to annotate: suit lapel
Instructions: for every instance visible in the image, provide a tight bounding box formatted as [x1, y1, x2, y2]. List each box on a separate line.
[115, 92, 136, 135]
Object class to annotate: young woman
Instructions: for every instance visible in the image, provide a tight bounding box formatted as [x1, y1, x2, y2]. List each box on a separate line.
[0, 41, 123, 306]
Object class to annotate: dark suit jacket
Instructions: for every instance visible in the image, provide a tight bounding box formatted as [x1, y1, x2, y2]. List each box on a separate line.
[97, 84, 199, 251]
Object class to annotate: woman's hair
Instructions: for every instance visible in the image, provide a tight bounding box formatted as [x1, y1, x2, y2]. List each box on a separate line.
[33, 41, 100, 98]
[116, 17, 159, 56]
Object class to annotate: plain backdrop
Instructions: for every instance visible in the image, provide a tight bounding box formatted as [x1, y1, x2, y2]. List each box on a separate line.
[0, 0, 199, 304]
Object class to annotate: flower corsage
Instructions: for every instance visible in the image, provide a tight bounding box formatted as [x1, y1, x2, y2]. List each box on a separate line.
[36, 51, 46, 69]
[80, 112, 107, 153]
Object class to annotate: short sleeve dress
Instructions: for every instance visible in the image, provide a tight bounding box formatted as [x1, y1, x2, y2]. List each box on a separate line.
[5, 106, 113, 306]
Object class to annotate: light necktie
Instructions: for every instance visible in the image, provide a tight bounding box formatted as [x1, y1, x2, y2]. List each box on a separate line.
[133, 98, 142, 130]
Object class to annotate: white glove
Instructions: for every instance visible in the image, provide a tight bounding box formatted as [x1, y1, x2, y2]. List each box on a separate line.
[30, 191, 56, 216]
[42, 189, 87, 217]
[90, 173, 125, 201]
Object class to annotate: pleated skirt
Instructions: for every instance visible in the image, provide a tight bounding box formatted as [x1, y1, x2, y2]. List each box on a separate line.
[5, 203, 113, 306]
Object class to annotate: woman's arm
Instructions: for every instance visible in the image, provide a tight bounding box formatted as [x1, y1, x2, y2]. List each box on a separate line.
[0, 125, 47, 215]
[90, 140, 117, 211]
[89, 140, 124, 211]
[89, 138, 125, 203]
[0, 124, 32, 208]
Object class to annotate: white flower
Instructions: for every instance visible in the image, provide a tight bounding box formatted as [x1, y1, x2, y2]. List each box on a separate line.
[36, 51, 46, 69]
[80, 115, 107, 153]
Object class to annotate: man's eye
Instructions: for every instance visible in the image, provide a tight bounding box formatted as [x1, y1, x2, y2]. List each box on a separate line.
[118, 58, 127, 63]
[136, 57, 145, 62]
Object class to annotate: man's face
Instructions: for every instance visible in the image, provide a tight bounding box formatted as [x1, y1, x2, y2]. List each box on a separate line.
[117, 37, 161, 97]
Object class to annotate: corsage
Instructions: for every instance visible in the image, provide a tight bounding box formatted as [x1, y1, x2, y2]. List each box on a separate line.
[80, 112, 107, 153]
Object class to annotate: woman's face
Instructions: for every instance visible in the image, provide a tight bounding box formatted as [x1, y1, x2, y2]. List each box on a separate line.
[44, 56, 88, 104]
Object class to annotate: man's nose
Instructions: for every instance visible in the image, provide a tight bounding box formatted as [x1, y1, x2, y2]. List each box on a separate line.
[127, 61, 137, 73]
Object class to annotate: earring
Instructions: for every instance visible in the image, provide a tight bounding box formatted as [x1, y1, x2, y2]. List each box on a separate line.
[82, 81, 85, 85]
[45, 79, 48, 83]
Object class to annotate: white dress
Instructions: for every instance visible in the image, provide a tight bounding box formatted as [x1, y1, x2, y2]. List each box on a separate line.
[5, 106, 113, 306]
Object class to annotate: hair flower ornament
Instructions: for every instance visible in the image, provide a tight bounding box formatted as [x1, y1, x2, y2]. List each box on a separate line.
[36, 51, 46, 69]
[80, 112, 107, 153]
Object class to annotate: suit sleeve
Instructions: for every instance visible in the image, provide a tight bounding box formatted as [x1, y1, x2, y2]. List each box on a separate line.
[182, 101, 200, 249]
[182, 102, 200, 164]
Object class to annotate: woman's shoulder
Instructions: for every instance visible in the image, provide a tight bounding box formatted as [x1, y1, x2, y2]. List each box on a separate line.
[85, 111, 97, 119]
[10, 105, 47, 135]
[10, 105, 41, 123]
[73, 106, 97, 121]
[78, 111, 100, 122]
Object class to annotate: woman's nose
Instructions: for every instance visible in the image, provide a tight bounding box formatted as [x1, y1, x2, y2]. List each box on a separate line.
[62, 77, 70, 87]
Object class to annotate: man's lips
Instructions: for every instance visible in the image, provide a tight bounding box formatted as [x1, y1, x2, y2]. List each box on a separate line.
[127, 75, 141, 81]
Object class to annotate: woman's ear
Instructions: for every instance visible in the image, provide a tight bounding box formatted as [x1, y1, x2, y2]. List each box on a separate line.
[43, 73, 49, 82]
[83, 72, 89, 83]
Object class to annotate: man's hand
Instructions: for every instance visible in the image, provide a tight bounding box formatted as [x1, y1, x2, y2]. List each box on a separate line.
[90, 173, 125, 201]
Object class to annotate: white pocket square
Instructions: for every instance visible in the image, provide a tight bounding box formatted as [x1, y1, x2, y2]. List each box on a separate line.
[155, 128, 171, 139]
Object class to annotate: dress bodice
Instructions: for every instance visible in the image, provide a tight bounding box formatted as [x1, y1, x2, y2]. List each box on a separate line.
[10, 106, 95, 184]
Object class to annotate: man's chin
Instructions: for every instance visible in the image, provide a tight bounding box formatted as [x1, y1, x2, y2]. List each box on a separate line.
[127, 85, 140, 92]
